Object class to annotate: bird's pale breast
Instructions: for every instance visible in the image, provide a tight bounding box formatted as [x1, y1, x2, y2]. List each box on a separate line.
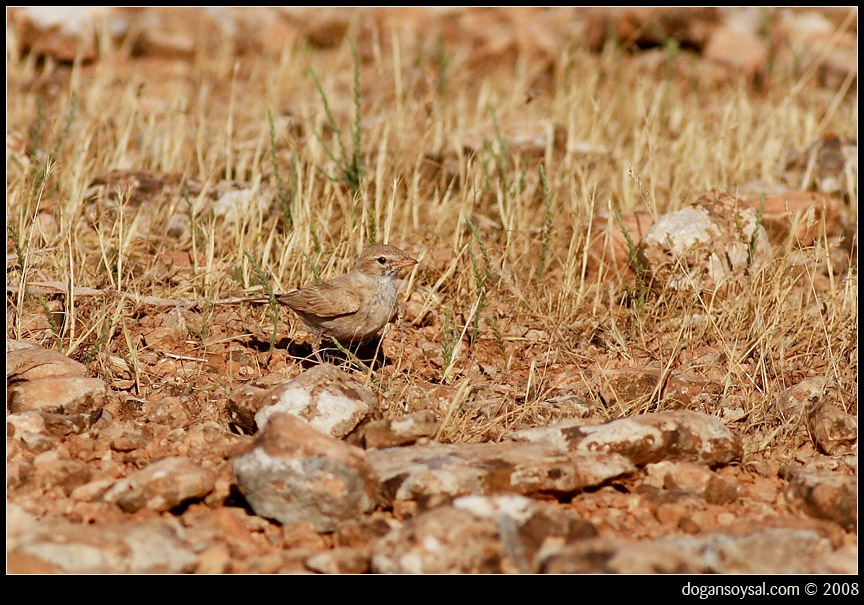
[298, 273, 398, 343]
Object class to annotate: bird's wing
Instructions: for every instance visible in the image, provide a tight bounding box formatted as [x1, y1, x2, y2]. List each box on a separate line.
[278, 280, 361, 318]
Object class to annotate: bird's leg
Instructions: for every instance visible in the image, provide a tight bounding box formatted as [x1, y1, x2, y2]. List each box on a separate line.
[311, 331, 324, 364]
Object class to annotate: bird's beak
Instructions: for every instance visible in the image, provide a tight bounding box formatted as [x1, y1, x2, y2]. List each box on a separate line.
[392, 257, 418, 270]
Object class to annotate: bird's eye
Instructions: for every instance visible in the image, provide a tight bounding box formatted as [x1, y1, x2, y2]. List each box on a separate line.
[377, 257, 387, 264]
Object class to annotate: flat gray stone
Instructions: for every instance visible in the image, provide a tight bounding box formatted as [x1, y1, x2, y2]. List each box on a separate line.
[371, 494, 597, 574]
[10, 518, 198, 573]
[361, 410, 440, 449]
[7, 375, 106, 417]
[781, 466, 857, 531]
[538, 527, 841, 574]
[369, 441, 635, 504]
[103, 456, 216, 513]
[233, 413, 379, 532]
[252, 364, 378, 438]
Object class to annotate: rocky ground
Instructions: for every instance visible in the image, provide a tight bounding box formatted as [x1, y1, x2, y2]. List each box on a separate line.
[5, 7, 858, 575]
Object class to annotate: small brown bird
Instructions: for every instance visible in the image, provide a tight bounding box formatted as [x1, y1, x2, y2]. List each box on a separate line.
[278, 244, 418, 360]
